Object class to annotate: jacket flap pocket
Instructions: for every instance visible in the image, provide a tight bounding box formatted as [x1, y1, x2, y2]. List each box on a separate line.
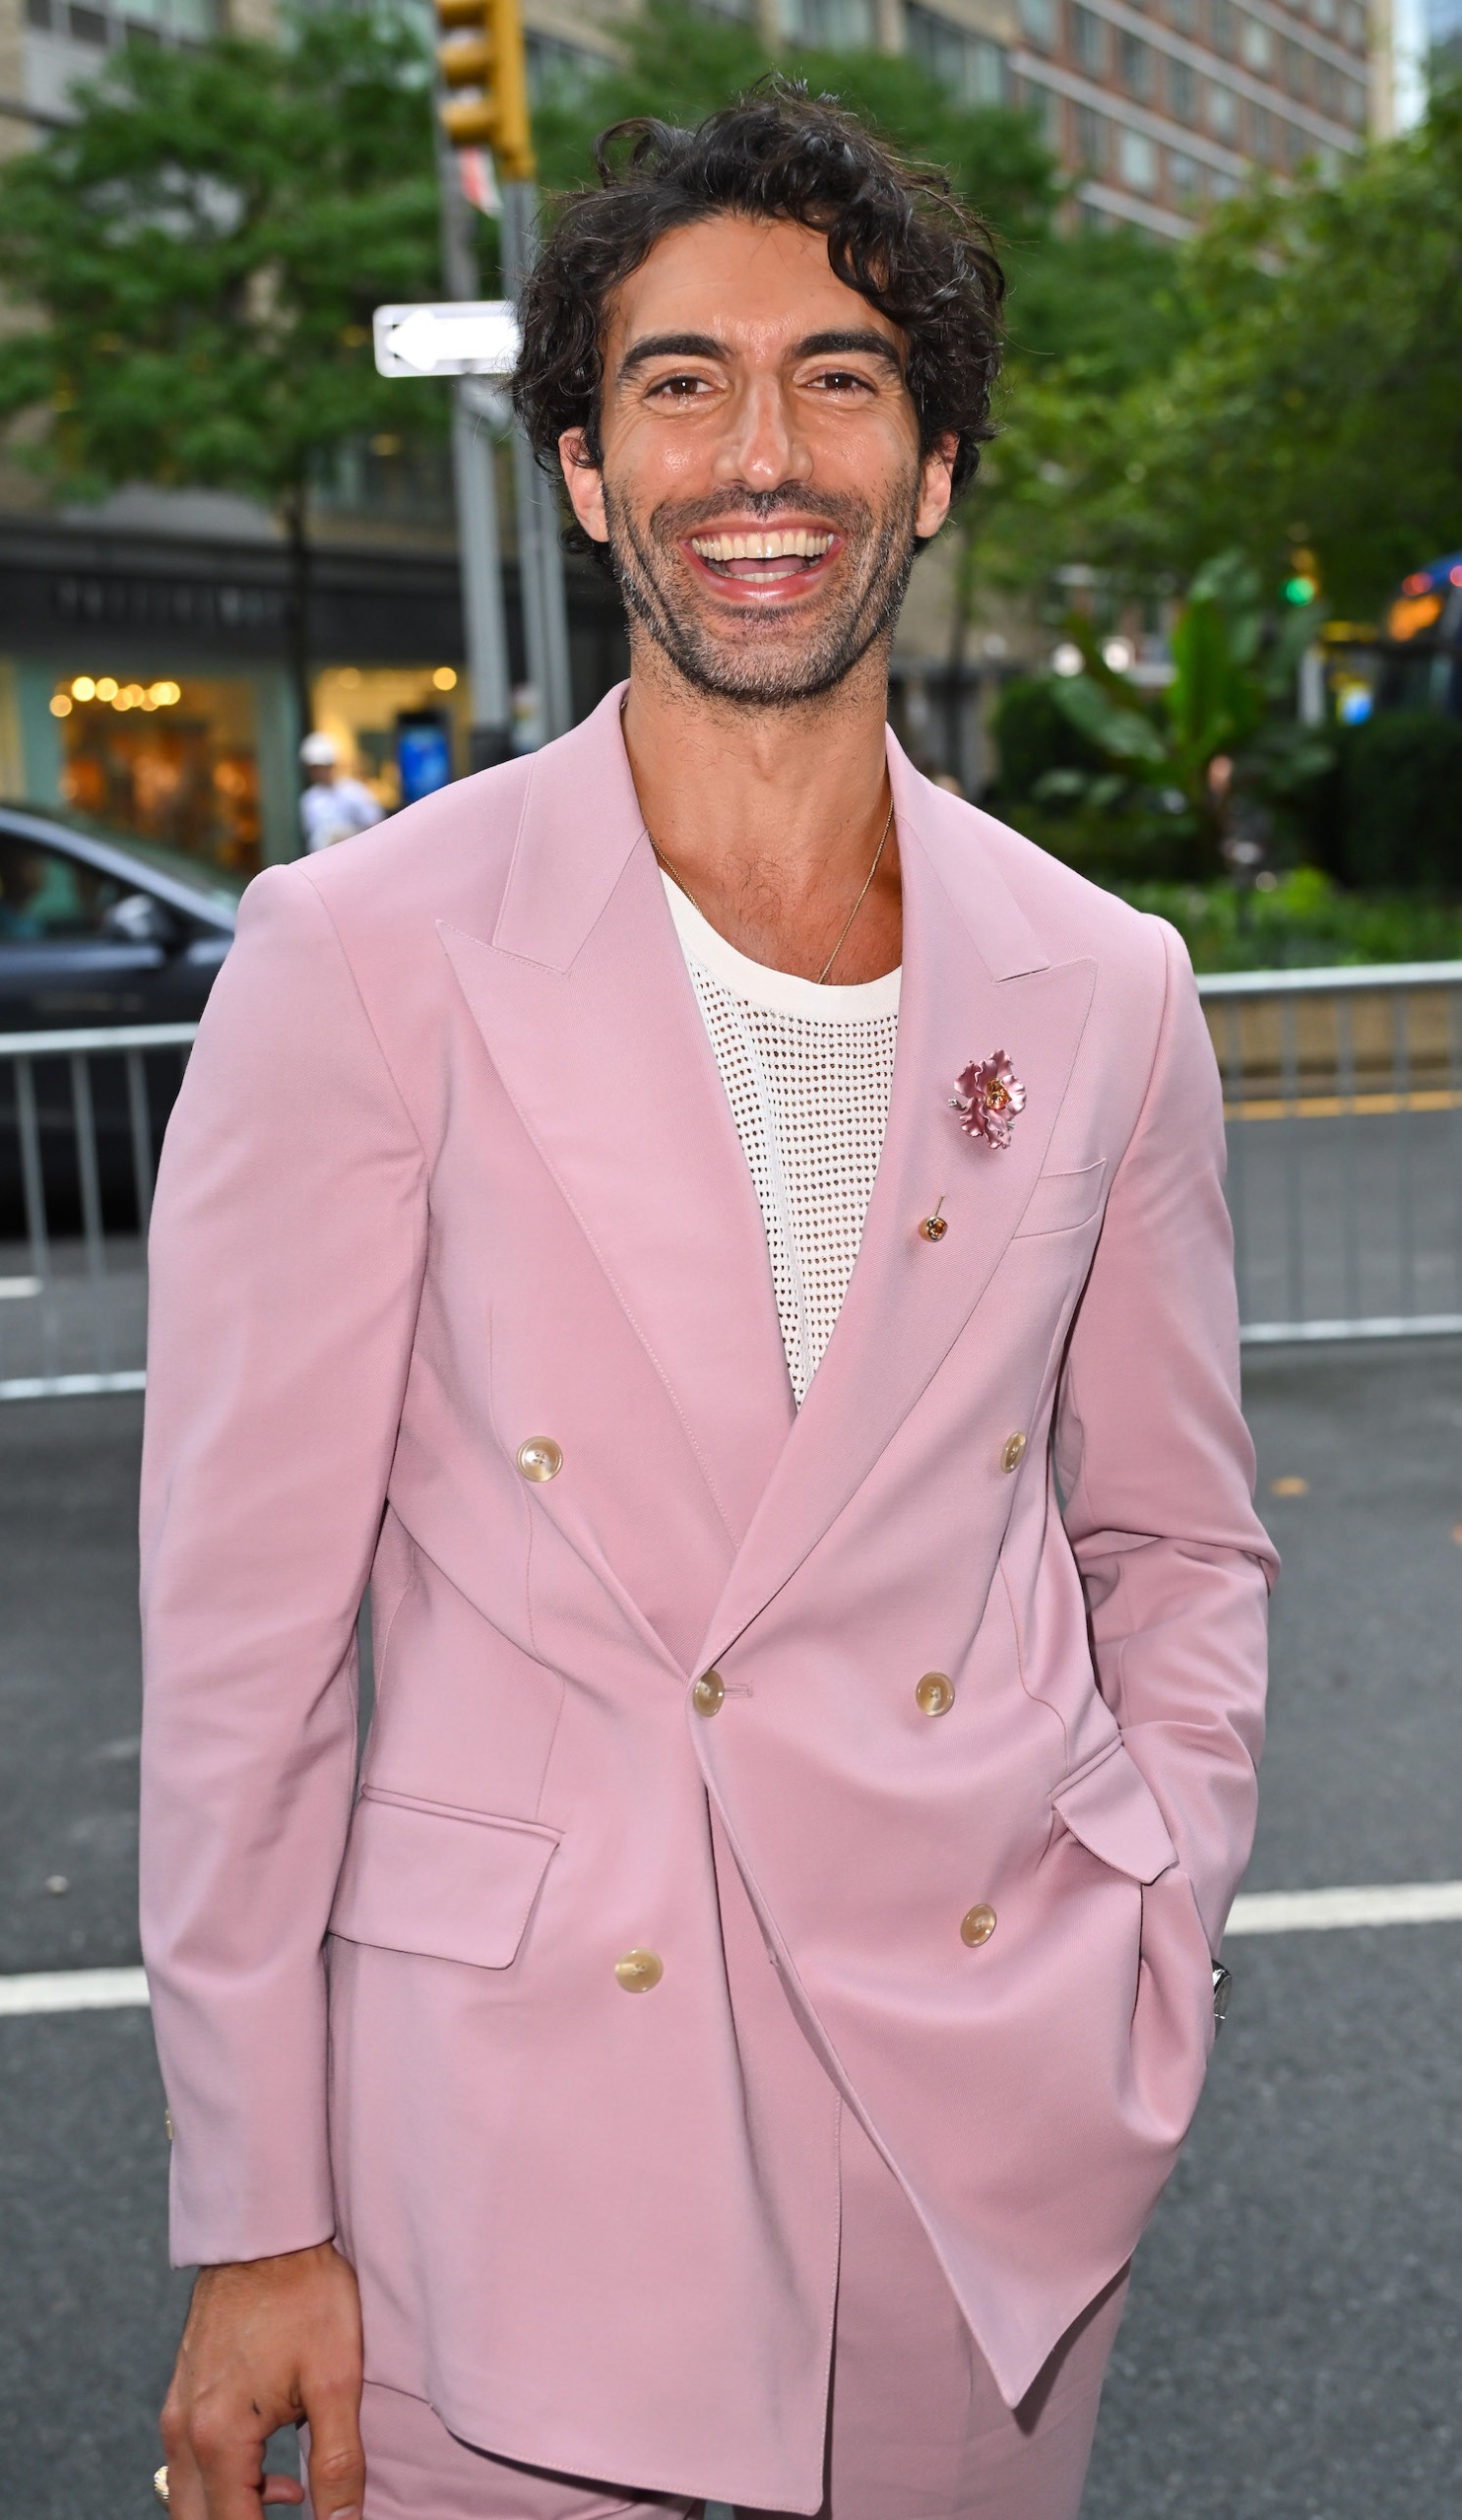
[329, 1791, 560, 1969]
[1051, 1743, 1176, 1884]
[1013, 1160, 1107, 1239]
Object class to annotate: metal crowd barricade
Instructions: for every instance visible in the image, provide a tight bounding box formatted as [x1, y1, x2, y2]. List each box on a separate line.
[0, 1022, 196, 1402]
[1199, 962, 1462, 1344]
[3, 970, 1462, 1397]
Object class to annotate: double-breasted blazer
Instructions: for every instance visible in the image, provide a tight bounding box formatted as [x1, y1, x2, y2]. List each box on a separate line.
[139, 687, 1275, 2514]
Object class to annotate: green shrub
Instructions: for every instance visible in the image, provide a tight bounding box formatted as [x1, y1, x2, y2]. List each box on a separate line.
[989, 675, 1104, 805]
[1334, 714, 1462, 891]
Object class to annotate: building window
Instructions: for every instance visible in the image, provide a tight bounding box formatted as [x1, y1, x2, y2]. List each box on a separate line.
[1284, 116, 1310, 164]
[1340, 0, 1365, 42]
[1070, 2, 1108, 72]
[1316, 55, 1341, 109]
[1280, 36, 1307, 94]
[1310, 0, 1336, 27]
[1207, 75, 1239, 133]
[1209, 0, 1237, 50]
[1074, 98, 1109, 163]
[1019, 0, 1059, 43]
[1166, 0, 1197, 28]
[780, 0, 876, 38]
[1248, 98, 1273, 153]
[1168, 54, 1198, 115]
[1018, 77, 1062, 140]
[1117, 30, 1155, 92]
[1168, 147, 1204, 195]
[905, 6, 1009, 102]
[1344, 76, 1367, 122]
[1117, 124, 1159, 187]
[1240, 13, 1273, 67]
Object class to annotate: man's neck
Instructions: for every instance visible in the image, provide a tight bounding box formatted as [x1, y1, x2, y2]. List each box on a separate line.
[619, 640, 902, 985]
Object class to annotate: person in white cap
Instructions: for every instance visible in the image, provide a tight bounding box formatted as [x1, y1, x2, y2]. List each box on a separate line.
[298, 732, 386, 852]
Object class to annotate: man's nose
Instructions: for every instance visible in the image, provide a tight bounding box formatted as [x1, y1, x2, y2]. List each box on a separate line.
[712, 375, 812, 491]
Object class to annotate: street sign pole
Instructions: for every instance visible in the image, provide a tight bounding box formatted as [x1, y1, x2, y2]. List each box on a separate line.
[499, 180, 573, 749]
[436, 129, 514, 772]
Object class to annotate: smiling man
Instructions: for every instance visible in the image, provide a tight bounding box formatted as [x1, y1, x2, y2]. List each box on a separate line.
[141, 90, 1274, 2520]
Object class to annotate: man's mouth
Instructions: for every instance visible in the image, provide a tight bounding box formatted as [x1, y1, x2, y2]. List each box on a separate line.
[686, 528, 836, 582]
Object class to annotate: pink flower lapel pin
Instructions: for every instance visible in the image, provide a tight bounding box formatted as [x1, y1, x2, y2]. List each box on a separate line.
[950, 1050, 1026, 1152]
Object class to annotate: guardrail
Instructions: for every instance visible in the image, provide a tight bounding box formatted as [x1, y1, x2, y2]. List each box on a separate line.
[0, 1022, 194, 1402]
[3, 970, 1462, 1399]
[1198, 963, 1462, 1343]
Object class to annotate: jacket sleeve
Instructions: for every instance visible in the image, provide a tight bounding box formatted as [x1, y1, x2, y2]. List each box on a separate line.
[1052, 918, 1277, 1950]
[139, 863, 427, 2267]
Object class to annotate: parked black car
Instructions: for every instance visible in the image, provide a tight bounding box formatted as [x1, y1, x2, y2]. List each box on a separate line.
[0, 804, 241, 1232]
[0, 802, 240, 1032]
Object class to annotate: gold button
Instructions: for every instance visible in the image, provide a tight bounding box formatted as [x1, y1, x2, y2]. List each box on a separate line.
[1000, 1431, 1027, 1474]
[614, 1948, 664, 1993]
[920, 1200, 948, 1243]
[960, 1903, 997, 1947]
[692, 1669, 725, 1718]
[163, 2109, 174, 2143]
[915, 1671, 955, 1717]
[516, 1436, 562, 1482]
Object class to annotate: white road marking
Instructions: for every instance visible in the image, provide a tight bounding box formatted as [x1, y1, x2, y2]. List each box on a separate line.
[1226, 1880, 1462, 1934]
[1, 1885, 1459, 2016]
[0, 1965, 149, 2015]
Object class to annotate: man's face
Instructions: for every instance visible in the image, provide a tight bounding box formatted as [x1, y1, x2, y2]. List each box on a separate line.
[560, 215, 956, 710]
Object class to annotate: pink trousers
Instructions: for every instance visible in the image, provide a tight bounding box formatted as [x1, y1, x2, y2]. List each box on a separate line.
[335, 2104, 1127, 2520]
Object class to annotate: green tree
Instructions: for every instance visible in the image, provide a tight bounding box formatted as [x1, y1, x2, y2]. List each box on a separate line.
[1065, 78, 1462, 615]
[0, 4, 444, 735]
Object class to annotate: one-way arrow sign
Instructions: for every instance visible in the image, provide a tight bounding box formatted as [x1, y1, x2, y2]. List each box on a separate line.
[373, 300, 522, 379]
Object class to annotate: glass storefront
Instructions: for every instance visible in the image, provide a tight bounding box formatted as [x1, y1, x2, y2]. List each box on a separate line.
[46, 670, 265, 876]
[312, 663, 470, 814]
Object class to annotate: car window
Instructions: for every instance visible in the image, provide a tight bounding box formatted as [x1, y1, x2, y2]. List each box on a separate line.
[0, 835, 126, 941]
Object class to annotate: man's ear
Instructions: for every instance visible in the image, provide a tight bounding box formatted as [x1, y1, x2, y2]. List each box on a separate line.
[914, 433, 959, 540]
[559, 428, 609, 544]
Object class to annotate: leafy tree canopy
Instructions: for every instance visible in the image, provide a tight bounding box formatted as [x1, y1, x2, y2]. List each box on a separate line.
[0, 2, 443, 516]
[1057, 78, 1462, 616]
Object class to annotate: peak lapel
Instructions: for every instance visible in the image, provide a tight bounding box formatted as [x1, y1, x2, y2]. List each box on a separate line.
[441, 690, 794, 1555]
[703, 743, 1096, 1658]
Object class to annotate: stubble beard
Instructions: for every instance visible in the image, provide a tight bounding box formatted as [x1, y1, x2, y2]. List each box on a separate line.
[603, 478, 922, 711]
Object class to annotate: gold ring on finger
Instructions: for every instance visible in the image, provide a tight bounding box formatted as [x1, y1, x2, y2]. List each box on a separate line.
[154, 2466, 170, 2507]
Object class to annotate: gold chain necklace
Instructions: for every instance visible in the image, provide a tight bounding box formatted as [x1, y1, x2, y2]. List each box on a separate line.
[651, 787, 895, 987]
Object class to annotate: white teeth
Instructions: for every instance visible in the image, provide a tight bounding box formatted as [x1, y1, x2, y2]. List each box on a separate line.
[690, 530, 834, 562]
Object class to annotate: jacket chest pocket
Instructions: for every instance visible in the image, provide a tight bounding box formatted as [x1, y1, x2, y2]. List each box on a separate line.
[1012, 1160, 1107, 1239]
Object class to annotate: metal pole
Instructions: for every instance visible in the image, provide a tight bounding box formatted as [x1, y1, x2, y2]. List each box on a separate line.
[437, 131, 513, 771]
[500, 178, 574, 746]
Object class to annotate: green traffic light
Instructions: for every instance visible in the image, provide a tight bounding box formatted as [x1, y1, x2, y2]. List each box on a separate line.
[1284, 575, 1318, 603]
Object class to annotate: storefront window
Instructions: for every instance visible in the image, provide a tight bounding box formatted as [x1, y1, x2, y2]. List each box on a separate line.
[47, 671, 262, 876]
[312, 664, 469, 815]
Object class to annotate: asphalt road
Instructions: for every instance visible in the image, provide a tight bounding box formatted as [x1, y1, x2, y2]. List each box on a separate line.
[2, 1349, 1461, 2518]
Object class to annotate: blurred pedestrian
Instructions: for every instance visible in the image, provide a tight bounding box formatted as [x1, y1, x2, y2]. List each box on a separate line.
[297, 731, 385, 851]
[141, 87, 1274, 2520]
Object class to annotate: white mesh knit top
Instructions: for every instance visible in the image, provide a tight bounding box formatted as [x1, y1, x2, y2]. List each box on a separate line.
[661, 870, 901, 1407]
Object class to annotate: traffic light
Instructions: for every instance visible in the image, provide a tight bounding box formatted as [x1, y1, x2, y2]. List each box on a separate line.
[1282, 546, 1320, 606]
[435, 0, 535, 185]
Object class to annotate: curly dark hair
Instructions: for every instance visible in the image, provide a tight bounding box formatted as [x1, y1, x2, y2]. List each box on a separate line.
[513, 84, 1006, 559]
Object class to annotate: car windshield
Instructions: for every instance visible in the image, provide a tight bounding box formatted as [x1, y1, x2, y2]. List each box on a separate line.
[2, 802, 248, 912]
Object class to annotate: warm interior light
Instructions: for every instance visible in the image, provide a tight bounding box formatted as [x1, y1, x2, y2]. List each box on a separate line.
[432, 665, 458, 690]
[95, 676, 118, 702]
[71, 675, 95, 702]
[49, 693, 73, 718]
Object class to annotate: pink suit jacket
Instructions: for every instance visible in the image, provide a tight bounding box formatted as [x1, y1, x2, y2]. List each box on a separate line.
[140, 687, 1274, 2513]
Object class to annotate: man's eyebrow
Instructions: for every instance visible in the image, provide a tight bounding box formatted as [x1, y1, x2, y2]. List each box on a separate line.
[794, 330, 905, 373]
[614, 327, 906, 384]
[615, 332, 726, 382]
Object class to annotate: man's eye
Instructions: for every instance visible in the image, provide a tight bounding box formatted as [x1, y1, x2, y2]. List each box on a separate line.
[651, 374, 712, 400]
[810, 369, 873, 393]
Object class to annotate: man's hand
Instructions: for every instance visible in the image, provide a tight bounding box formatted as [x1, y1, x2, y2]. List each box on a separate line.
[159, 2239, 364, 2520]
